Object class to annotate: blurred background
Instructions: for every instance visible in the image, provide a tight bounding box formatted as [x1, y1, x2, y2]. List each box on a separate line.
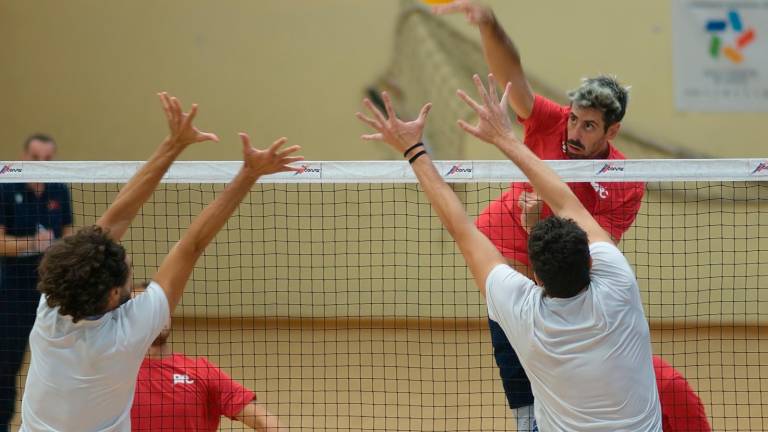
[1, 0, 764, 161]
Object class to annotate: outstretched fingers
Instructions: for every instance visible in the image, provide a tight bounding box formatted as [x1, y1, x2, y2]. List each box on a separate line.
[239, 133, 252, 155]
[472, 74, 493, 108]
[363, 98, 388, 125]
[457, 119, 482, 139]
[355, 112, 382, 131]
[456, 89, 484, 115]
[417, 102, 433, 123]
[500, 82, 512, 110]
[487, 74, 500, 105]
[361, 133, 384, 141]
[268, 137, 290, 154]
[159, 92, 173, 123]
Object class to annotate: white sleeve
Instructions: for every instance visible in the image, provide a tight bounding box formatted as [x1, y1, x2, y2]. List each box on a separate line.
[114, 281, 170, 352]
[485, 264, 537, 326]
[589, 242, 638, 300]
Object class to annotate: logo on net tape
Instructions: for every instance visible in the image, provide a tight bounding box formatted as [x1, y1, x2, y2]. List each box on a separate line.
[293, 164, 322, 177]
[444, 163, 473, 178]
[0, 164, 22, 176]
[751, 161, 768, 175]
[596, 163, 625, 175]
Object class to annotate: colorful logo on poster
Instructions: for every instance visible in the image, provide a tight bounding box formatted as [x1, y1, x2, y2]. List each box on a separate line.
[706, 10, 756, 64]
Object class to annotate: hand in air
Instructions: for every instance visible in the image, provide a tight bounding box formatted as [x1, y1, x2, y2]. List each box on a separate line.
[456, 74, 518, 147]
[355, 91, 432, 154]
[239, 133, 304, 177]
[158, 92, 220, 148]
[518, 190, 543, 233]
[431, 0, 494, 26]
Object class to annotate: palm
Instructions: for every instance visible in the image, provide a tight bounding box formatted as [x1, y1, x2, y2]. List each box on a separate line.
[240, 134, 303, 176]
[382, 118, 426, 150]
[355, 91, 432, 154]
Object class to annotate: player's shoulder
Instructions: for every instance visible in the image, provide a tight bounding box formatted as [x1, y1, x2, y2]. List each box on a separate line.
[524, 94, 569, 125]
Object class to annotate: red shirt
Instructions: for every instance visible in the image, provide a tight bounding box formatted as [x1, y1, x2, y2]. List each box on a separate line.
[475, 95, 645, 265]
[654, 356, 712, 432]
[131, 354, 255, 432]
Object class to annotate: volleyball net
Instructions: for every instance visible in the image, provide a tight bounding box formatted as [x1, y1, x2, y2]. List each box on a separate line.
[3, 159, 768, 431]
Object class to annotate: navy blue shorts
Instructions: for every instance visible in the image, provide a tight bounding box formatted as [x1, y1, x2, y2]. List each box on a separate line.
[488, 318, 534, 409]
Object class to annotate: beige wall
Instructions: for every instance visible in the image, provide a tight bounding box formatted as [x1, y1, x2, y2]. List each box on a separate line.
[0, 0, 764, 162]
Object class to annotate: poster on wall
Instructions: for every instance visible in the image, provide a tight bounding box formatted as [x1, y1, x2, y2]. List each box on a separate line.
[672, 0, 768, 112]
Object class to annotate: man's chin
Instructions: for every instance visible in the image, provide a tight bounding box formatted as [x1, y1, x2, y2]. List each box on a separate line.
[565, 150, 589, 160]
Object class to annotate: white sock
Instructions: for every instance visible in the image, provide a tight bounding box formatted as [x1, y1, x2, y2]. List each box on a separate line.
[513, 404, 537, 432]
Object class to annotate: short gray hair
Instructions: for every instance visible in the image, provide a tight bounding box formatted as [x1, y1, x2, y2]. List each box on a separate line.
[567, 75, 629, 128]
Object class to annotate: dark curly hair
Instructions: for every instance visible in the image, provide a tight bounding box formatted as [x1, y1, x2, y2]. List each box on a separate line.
[528, 217, 591, 298]
[38, 225, 130, 322]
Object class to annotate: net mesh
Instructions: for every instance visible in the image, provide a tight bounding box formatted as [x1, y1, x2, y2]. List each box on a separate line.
[3, 162, 768, 431]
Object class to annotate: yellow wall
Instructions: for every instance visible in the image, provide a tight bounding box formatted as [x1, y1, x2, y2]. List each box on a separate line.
[0, 0, 764, 162]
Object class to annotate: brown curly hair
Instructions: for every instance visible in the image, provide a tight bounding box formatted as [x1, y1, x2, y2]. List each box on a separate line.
[38, 225, 130, 322]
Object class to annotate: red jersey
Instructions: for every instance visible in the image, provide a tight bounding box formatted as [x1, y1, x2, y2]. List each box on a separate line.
[654, 356, 711, 432]
[476, 94, 645, 265]
[131, 354, 255, 432]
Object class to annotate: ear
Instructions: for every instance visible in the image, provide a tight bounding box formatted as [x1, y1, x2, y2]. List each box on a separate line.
[605, 122, 621, 141]
[105, 286, 122, 310]
[533, 272, 543, 287]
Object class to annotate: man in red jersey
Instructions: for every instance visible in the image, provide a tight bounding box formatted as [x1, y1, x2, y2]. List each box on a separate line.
[131, 283, 286, 432]
[654, 356, 711, 432]
[434, 2, 645, 430]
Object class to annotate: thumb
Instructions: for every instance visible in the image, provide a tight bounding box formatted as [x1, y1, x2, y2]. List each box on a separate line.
[418, 102, 433, 122]
[239, 133, 251, 156]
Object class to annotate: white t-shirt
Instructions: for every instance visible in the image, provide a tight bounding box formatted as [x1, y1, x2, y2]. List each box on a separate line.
[20, 281, 170, 432]
[486, 242, 661, 431]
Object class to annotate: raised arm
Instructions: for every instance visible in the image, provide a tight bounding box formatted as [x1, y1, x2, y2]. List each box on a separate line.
[355, 93, 505, 296]
[433, 1, 534, 118]
[457, 74, 612, 245]
[96, 93, 219, 241]
[152, 134, 302, 313]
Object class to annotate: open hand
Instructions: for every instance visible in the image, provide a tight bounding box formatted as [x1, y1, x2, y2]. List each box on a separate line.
[240, 133, 303, 177]
[158, 92, 219, 148]
[355, 91, 432, 155]
[456, 74, 517, 147]
[518, 190, 543, 233]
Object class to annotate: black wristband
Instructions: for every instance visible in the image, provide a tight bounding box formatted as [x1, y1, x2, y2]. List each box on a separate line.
[408, 150, 428, 165]
[403, 142, 425, 158]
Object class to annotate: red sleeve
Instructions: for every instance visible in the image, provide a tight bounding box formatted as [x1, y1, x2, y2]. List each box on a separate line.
[655, 358, 711, 432]
[517, 94, 569, 142]
[593, 182, 645, 241]
[202, 358, 257, 419]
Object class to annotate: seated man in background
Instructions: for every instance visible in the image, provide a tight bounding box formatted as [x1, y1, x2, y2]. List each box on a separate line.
[131, 283, 286, 432]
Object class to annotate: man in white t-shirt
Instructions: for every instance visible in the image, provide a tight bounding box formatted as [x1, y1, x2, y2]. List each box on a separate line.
[355, 75, 661, 431]
[20, 93, 303, 432]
